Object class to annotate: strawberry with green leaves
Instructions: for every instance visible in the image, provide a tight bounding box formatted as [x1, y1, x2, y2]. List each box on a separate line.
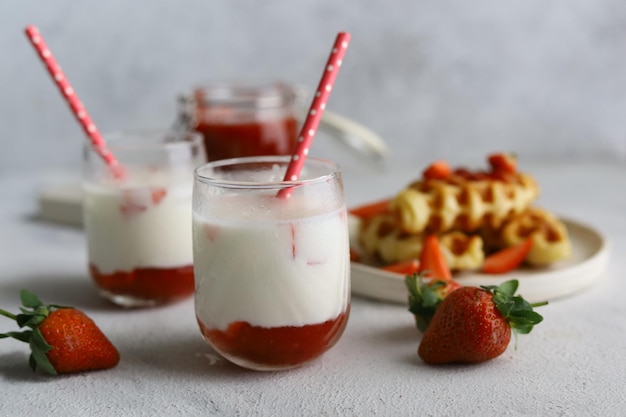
[405, 235, 461, 332]
[418, 279, 546, 364]
[0, 290, 120, 375]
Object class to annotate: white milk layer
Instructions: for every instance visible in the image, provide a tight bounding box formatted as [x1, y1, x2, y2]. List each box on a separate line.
[84, 169, 194, 274]
[193, 196, 350, 330]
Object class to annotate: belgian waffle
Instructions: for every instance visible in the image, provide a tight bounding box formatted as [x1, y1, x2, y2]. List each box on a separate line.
[484, 207, 571, 266]
[357, 213, 485, 271]
[354, 155, 570, 272]
[391, 170, 540, 235]
[357, 205, 570, 272]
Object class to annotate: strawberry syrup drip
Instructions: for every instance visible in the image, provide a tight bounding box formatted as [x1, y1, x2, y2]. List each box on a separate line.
[198, 309, 349, 368]
[89, 264, 194, 303]
[290, 223, 297, 259]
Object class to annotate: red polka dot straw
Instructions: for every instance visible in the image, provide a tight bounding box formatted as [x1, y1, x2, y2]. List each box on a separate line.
[24, 25, 124, 178]
[279, 32, 351, 196]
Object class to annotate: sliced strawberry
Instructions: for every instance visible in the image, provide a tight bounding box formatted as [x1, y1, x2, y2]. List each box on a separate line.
[382, 259, 420, 275]
[482, 238, 533, 274]
[406, 237, 460, 332]
[151, 187, 168, 205]
[418, 235, 452, 281]
[422, 160, 452, 181]
[488, 153, 517, 174]
[120, 203, 147, 217]
[348, 199, 391, 219]
[120, 190, 147, 218]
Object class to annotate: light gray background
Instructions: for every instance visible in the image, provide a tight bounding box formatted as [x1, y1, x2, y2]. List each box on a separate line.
[2, 0, 626, 178]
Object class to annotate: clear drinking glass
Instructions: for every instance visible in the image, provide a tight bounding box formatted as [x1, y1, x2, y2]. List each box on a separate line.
[193, 156, 350, 370]
[83, 129, 206, 307]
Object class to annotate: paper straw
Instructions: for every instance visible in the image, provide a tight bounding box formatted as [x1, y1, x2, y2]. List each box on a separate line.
[24, 25, 124, 178]
[278, 32, 351, 197]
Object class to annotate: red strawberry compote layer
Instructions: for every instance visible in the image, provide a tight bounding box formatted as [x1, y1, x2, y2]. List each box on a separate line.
[84, 169, 195, 306]
[193, 194, 351, 371]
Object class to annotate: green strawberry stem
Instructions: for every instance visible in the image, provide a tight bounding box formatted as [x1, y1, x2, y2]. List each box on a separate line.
[0, 309, 18, 320]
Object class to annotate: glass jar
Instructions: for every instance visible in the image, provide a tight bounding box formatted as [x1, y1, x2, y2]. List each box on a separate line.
[178, 82, 300, 162]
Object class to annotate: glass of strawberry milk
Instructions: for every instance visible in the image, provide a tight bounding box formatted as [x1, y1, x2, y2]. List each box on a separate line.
[83, 130, 206, 307]
[192, 156, 350, 370]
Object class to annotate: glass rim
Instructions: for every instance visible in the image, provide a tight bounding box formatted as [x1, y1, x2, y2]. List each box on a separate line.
[83, 129, 204, 153]
[194, 156, 340, 189]
[182, 80, 303, 109]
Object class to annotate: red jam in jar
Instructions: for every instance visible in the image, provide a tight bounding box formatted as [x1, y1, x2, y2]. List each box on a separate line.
[179, 82, 300, 161]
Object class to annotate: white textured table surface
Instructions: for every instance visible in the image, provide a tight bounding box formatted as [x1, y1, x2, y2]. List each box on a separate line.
[0, 160, 624, 417]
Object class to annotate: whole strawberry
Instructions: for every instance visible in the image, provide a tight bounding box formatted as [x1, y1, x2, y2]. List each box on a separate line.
[0, 289, 120, 375]
[418, 280, 546, 365]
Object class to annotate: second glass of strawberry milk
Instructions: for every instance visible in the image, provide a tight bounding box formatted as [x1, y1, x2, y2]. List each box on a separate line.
[83, 129, 206, 307]
[192, 156, 351, 371]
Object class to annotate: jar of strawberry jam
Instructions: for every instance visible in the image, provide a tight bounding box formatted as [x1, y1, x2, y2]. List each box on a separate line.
[177, 82, 300, 161]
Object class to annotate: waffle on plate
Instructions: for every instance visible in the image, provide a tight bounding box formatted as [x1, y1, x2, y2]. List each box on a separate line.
[353, 154, 571, 273]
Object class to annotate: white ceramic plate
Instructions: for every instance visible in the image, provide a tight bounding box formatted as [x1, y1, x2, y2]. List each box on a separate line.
[349, 217, 609, 304]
